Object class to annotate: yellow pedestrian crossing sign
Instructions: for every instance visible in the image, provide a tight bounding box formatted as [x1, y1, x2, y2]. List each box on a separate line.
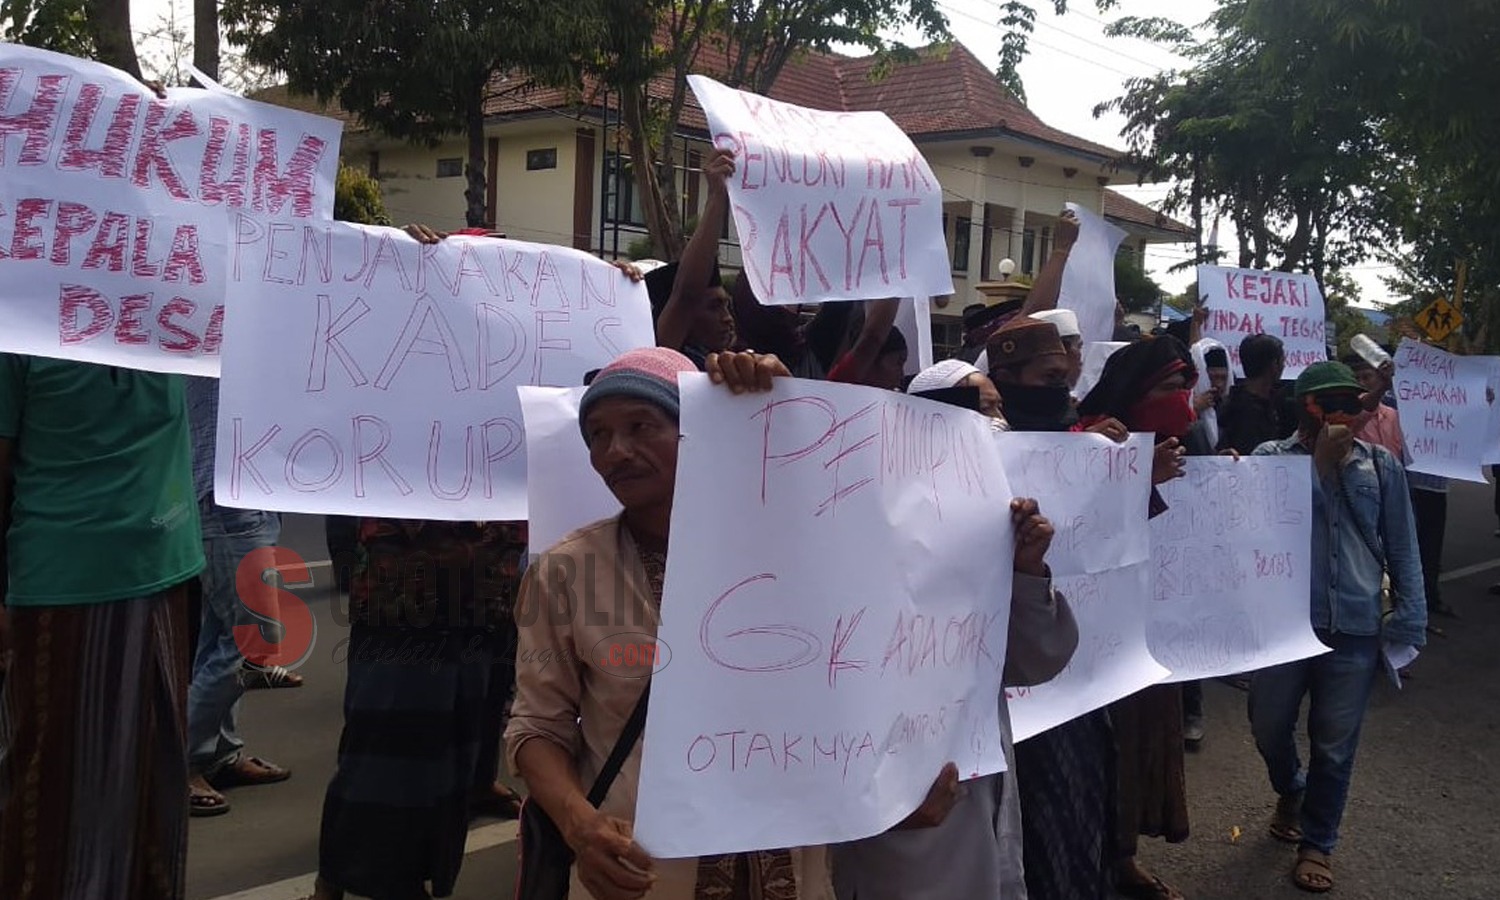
[1416, 297, 1461, 342]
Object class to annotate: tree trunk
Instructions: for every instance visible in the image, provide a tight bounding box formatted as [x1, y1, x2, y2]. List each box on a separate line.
[621, 84, 684, 259]
[193, 0, 219, 81]
[1279, 200, 1316, 272]
[84, 0, 143, 80]
[655, 131, 684, 244]
[463, 92, 488, 228]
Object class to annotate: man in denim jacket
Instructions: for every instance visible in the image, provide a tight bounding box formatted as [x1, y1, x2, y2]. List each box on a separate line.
[1249, 361, 1427, 894]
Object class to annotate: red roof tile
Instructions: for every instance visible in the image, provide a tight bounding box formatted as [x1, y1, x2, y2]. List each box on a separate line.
[254, 41, 1127, 165]
[1102, 189, 1192, 238]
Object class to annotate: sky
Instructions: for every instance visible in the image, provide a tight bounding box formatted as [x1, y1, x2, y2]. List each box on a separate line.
[126, 0, 1397, 306]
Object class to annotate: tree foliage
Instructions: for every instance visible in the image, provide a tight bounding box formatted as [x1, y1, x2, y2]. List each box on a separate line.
[1092, 1, 1390, 299]
[2, 0, 94, 57]
[993, 0, 1116, 101]
[224, 0, 601, 227]
[334, 163, 392, 226]
[1113, 250, 1159, 313]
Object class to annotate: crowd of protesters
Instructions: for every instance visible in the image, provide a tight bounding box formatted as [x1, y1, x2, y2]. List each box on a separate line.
[0, 143, 1458, 900]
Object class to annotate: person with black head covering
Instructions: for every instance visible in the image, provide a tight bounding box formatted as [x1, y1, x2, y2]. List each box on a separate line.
[957, 299, 1026, 364]
[647, 149, 739, 370]
[1076, 335, 1198, 900]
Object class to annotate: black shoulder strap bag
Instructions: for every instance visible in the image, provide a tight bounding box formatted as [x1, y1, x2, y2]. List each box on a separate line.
[515, 686, 651, 900]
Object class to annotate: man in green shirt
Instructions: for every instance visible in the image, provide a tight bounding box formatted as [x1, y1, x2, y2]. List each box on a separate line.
[0, 354, 205, 898]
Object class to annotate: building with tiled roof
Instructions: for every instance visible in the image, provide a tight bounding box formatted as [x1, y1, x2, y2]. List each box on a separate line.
[258, 39, 1189, 337]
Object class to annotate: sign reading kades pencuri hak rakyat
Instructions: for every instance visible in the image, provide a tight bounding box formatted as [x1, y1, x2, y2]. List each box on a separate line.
[687, 74, 954, 307]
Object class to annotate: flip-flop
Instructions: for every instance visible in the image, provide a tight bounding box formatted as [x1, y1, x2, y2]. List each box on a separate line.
[190, 784, 231, 817]
[208, 756, 292, 790]
[1293, 848, 1333, 893]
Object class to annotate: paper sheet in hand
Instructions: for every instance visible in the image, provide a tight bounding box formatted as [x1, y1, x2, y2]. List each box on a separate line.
[1148, 457, 1328, 681]
[0, 44, 343, 374]
[687, 75, 953, 306]
[1057, 203, 1127, 345]
[1394, 339, 1491, 483]
[635, 377, 1014, 857]
[994, 431, 1167, 741]
[518, 386, 620, 556]
[1198, 266, 1327, 377]
[215, 219, 654, 520]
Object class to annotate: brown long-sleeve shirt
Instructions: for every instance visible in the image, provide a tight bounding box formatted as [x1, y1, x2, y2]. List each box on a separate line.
[505, 516, 832, 900]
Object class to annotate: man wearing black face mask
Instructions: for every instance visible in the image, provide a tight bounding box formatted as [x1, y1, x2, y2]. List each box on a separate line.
[985, 318, 1130, 441]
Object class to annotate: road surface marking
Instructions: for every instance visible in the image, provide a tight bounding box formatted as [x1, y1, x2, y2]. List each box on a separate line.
[204, 820, 518, 900]
[1440, 558, 1500, 582]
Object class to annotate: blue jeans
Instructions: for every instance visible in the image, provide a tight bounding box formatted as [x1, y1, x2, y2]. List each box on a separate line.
[187, 500, 281, 774]
[1247, 630, 1380, 855]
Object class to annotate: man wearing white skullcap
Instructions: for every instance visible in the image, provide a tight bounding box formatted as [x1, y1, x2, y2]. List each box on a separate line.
[907, 359, 1005, 423]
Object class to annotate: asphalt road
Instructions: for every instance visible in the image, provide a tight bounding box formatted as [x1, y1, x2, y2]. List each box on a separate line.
[188, 484, 1500, 900]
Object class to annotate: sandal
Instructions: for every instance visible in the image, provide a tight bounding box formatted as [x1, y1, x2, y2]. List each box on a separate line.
[208, 755, 292, 790]
[1269, 791, 1304, 843]
[242, 663, 305, 690]
[1293, 847, 1333, 893]
[189, 776, 231, 818]
[1116, 873, 1185, 900]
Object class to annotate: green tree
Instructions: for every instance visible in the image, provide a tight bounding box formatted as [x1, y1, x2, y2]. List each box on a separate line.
[333, 163, 392, 227]
[1095, 3, 1387, 284]
[596, 0, 951, 259]
[224, 0, 601, 228]
[1113, 250, 1159, 312]
[993, 0, 1121, 101]
[2, 0, 94, 57]
[1320, 270, 1368, 357]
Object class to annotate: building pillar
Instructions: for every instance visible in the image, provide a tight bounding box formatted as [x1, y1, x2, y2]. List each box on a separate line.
[1010, 156, 1033, 265]
[966, 147, 992, 299]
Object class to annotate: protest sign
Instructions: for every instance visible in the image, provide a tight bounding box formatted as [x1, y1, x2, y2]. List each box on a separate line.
[994, 431, 1166, 742]
[1007, 564, 1168, 742]
[1393, 339, 1491, 483]
[1483, 358, 1500, 466]
[1077, 341, 1127, 399]
[1057, 202, 1127, 345]
[0, 44, 342, 375]
[518, 386, 621, 556]
[686, 75, 953, 306]
[1198, 266, 1327, 377]
[1147, 457, 1327, 682]
[215, 218, 655, 520]
[894, 296, 935, 376]
[994, 431, 1153, 576]
[635, 377, 1015, 857]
